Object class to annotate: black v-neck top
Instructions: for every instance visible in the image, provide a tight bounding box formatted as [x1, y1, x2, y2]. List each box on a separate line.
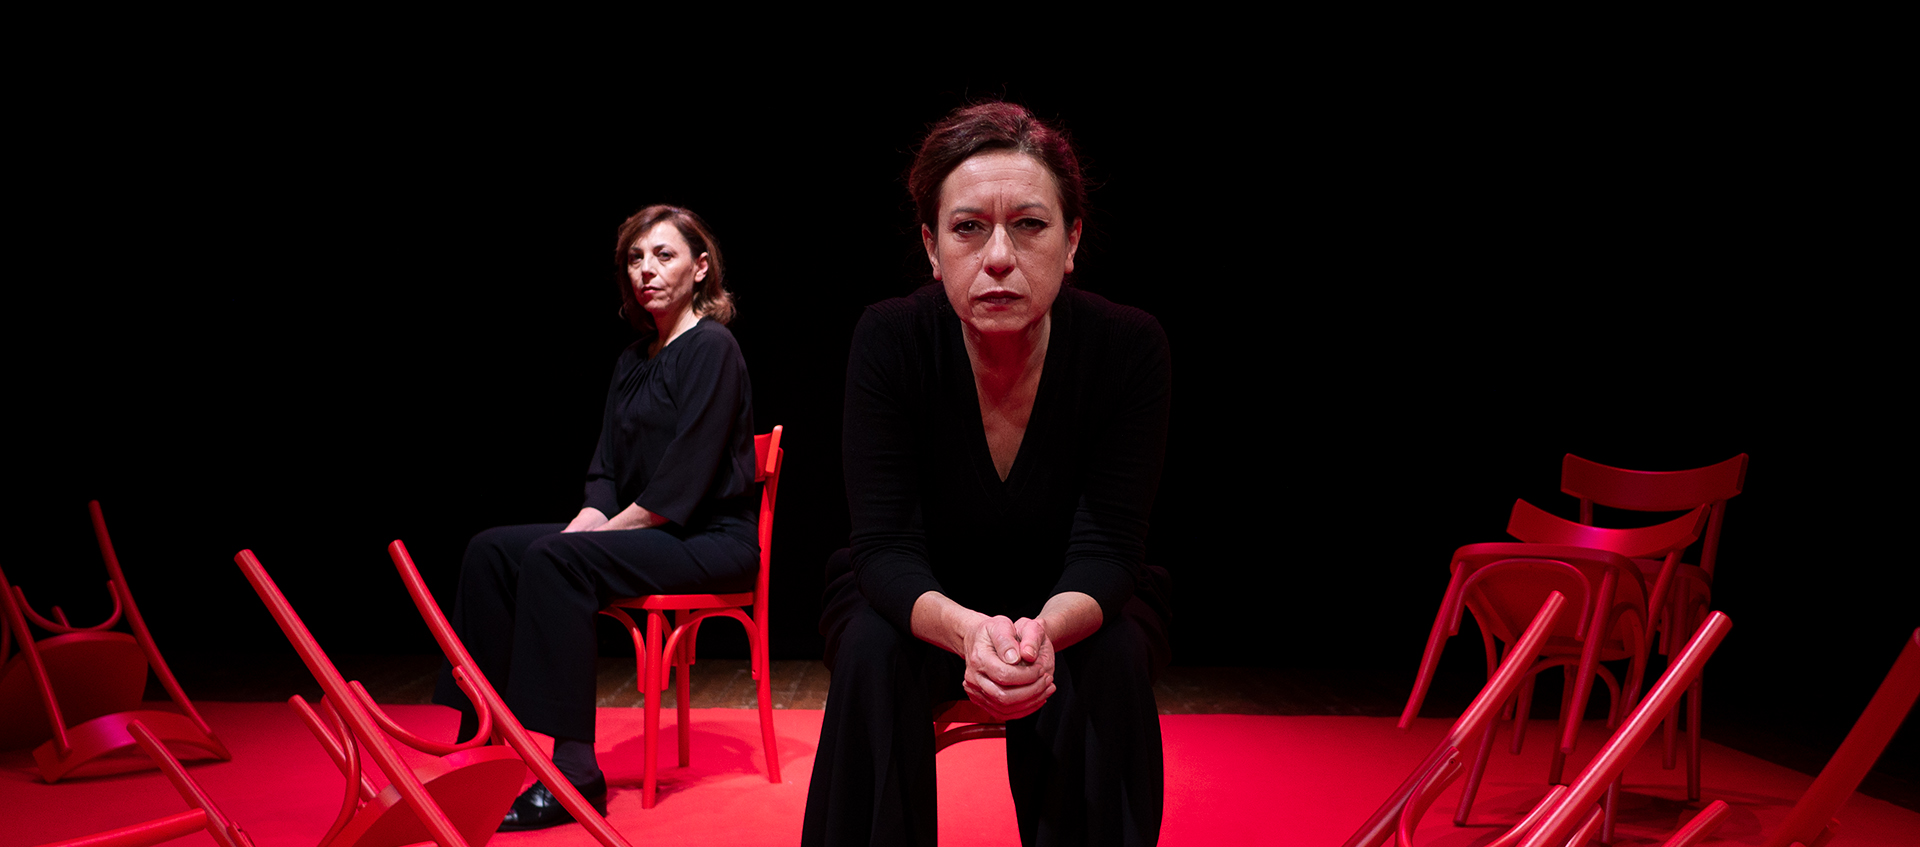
[843, 285, 1172, 633]
[581, 317, 757, 531]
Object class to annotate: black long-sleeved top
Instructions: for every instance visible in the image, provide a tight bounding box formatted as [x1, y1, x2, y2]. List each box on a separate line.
[583, 317, 757, 530]
[843, 285, 1172, 635]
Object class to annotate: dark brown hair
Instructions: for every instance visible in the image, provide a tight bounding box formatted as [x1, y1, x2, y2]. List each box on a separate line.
[613, 205, 735, 330]
[907, 102, 1087, 232]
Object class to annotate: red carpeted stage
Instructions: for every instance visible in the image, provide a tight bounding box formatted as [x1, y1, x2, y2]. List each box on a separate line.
[3, 701, 1913, 846]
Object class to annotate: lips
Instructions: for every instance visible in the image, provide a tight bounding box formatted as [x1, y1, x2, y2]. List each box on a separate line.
[977, 290, 1023, 307]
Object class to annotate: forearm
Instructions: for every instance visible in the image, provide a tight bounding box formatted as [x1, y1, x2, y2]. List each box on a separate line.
[1036, 591, 1102, 651]
[910, 590, 987, 656]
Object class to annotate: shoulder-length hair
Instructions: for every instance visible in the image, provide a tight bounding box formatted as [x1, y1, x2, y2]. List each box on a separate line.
[614, 205, 735, 331]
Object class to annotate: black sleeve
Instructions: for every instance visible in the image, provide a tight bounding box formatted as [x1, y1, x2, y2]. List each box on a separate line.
[635, 327, 753, 526]
[1050, 310, 1171, 623]
[843, 305, 945, 634]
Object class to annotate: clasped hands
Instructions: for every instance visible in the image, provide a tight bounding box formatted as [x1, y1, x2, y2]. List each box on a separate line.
[961, 614, 1057, 721]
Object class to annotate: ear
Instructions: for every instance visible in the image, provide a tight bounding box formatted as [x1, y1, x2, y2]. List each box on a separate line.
[693, 252, 710, 283]
[921, 224, 941, 281]
[1063, 218, 1082, 276]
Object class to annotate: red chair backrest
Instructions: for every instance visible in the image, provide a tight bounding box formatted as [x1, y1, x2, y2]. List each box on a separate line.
[1507, 499, 1706, 561]
[1561, 454, 1747, 515]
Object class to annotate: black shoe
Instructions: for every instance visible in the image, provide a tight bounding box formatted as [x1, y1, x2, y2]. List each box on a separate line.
[498, 776, 609, 831]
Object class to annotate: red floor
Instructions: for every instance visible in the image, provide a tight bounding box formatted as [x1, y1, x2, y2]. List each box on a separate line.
[3, 702, 1914, 846]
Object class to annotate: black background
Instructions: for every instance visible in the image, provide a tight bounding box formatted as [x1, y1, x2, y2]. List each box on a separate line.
[14, 54, 1907, 772]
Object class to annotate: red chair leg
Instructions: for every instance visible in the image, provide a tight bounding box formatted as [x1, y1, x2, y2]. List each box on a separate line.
[752, 620, 780, 784]
[675, 612, 692, 769]
[1453, 700, 1501, 825]
[1510, 672, 1536, 754]
[643, 609, 664, 809]
[1549, 668, 1575, 784]
[1687, 672, 1704, 801]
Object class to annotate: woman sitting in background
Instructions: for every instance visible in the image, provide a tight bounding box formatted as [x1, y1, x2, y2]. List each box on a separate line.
[438, 205, 758, 831]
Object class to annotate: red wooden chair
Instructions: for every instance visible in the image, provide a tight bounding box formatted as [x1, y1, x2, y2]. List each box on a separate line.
[1, 501, 229, 783]
[598, 425, 784, 809]
[35, 719, 253, 847]
[386, 539, 634, 847]
[1345, 591, 1568, 847]
[1398, 502, 1704, 824]
[1560, 452, 1747, 799]
[234, 548, 527, 847]
[1394, 610, 1733, 847]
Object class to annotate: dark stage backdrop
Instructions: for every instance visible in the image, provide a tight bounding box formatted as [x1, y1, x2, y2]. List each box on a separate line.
[17, 68, 1904, 767]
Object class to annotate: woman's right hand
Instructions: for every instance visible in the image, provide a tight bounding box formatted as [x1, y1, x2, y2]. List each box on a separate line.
[561, 507, 610, 533]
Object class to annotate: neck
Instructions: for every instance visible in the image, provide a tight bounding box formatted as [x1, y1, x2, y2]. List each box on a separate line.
[962, 313, 1051, 398]
[649, 305, 702, 355]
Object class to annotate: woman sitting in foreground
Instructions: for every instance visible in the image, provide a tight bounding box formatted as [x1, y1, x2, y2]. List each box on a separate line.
[436, 205, 758, 831]
[803, 102, 1173, 847]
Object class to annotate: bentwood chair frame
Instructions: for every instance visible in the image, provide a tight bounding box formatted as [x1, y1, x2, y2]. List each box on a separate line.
[599, 425, 785, 809]
[36, 719, 253, 847]
[1394, 610, 1734, 847]
[1346, 591, 1568, 847]
[386, 540, 635, 847]
[234, 549, 529, 847]
[1, 501, 229, 783]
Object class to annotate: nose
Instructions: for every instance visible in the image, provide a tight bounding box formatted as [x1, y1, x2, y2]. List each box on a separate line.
[983, 225, 1014, 279]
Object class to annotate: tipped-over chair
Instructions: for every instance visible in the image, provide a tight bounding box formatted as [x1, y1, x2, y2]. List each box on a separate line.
[1560, 452, 1747, 800]
[1, 501, 229, 782]
[1399, 501, 1703, 824]
[598, 425, 784, 809]
[234, 548, 528, 847]
[36, 719, 252, 847]
[1394, 610, 1733, 847]
[1346, 591, 1568, 847]
[386, 540, 634, 847]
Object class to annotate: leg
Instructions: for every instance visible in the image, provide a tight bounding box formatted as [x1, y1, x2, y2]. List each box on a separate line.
[433, 523, 566, 739]
[1005, 595, 1167, 847]
[504, 523, 758, 743]
[802, 551, 961, 847]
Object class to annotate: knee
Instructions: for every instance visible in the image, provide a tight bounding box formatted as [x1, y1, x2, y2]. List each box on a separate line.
[827, 606, 910, 676]
[1064, 614, 1155, 685]
[461, 526, 531, 590]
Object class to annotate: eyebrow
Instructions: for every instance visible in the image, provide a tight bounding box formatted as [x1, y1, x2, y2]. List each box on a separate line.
[948, 203, 1054, 216]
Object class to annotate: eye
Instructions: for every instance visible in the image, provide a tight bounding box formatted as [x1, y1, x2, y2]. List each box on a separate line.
[627, 251, 644, 265]
[1013, 217, 1050, 232]
[950, 220, 985, 235]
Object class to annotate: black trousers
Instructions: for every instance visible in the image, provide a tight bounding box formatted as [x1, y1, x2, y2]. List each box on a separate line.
[433, 520, 757, 742]
[802, 551, 1169, 847]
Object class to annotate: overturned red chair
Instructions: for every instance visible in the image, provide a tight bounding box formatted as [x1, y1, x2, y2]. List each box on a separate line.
[1346, 590, 1568, 847]
[235, 548, 531, 847]
[598, 425, 785, 809]
[1393, 610, 1734, 847]
[386, 540, 634, 847]
[1, 501, 229, 783]
[1398, 501, 1703, 824]
[36, 719, 253, 847]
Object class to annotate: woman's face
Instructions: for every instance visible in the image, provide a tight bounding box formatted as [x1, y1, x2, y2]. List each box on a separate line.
[626, 221, 709, 319]
[923, 151, 1082, 338]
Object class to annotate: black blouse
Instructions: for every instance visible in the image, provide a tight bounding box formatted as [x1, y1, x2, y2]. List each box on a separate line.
[582, 317, 757, 530]
[843, 285, 1172, 634]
